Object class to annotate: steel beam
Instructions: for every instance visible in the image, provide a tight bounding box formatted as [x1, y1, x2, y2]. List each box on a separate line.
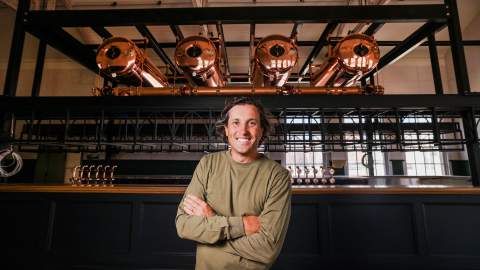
[462, 110, 480, 186]
[91, 26, 112, 39]
[428, 35, 444, 95]
[24, 5, 448, 27]
[1, 95, 480, 114]
[364, 22, 385, 36]
[445, 0, 470, 95]
[216, 23, 230, 80]
[135, 25, 180, 75]
[169, 25, 184, 41]
[31, 41, 47, 97]
[364, 22, 446, 80]
[298, 23, 339, 79]
[85, 40, 480, 50]
[26, 25, 98, 73]
[3, 0, 30, 96]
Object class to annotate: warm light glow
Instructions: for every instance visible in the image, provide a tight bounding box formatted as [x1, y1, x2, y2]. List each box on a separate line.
[141, 71, 164, 88]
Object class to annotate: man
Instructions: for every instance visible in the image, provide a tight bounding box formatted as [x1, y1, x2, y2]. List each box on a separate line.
[175, 97, 292, 270]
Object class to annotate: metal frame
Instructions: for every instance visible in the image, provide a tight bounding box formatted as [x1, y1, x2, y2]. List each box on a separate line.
[1, 1, 479, 184]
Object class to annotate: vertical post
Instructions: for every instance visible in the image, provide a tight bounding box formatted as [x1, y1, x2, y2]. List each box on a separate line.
[462, 109, 480, 186]
[1, 0, 30, 149]
[445, 0, 479, 185]
[366, 117, 375, 177]
[427, 35, 444, 95]
[31, 41, 47, 97]
[3, 0, 30, 96]
[445, 0, 470, 95]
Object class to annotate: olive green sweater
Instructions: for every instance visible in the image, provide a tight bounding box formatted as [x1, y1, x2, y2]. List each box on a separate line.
[175, 150, 291, 270]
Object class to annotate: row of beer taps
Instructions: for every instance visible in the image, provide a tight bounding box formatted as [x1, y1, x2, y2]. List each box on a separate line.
[287, 165, 336, 185]
[70, 165, 117, 187]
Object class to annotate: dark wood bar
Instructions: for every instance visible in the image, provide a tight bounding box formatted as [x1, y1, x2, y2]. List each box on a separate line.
[2, 184, 480, 270]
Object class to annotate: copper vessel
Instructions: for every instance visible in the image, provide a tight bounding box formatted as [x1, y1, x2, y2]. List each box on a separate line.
[311, 34, 380, 87]
[96, 37, 169, 88]
[174, 36, 225, 87]
[252, 35, 298, 87]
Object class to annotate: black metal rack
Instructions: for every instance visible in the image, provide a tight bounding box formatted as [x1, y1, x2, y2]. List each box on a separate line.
[1, 0, 479, 184]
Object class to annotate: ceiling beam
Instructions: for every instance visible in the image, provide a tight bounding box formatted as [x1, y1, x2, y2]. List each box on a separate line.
[216, 23, 230, 81]
[25, 5, 448, 27]
[298, 22, 338, 80]
[169, 25, 184, 41]
[135, 25, 181, 75]
[363, 22, 384, 36]
[364, 22, 446, 79]
[85, 39, 480, 50]
[91, 26, 112, 39]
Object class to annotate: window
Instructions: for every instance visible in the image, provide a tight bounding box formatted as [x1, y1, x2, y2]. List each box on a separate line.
[347, 151, 385, 176]
[404, 133, 446, 176]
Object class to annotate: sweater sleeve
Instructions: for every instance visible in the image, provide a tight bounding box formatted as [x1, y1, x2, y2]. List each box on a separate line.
[225, 169, 292, 264]
[175, 157, 245, 244]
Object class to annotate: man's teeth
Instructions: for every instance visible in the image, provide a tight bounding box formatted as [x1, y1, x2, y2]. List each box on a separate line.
[236, 138, 250, 141]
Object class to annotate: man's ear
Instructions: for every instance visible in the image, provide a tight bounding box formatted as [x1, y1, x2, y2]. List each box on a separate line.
[224, 124, 229, 138]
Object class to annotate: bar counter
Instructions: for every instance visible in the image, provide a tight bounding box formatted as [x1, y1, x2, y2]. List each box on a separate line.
[2, 183, 480, 270]
[0, 183, 479, 194]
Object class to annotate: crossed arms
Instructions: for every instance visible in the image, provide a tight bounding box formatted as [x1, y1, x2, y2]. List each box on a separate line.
[175, 159, 291, 264]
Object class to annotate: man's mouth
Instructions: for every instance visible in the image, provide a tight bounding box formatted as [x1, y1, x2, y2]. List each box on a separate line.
[236, 138, 251, 143]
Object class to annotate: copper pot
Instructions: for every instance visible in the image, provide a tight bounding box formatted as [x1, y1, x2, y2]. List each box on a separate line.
[96, 37, 169, 87]
[311, 34, 380, 87]
[252, 35, 298, 87]
[174, 36, 225, 87]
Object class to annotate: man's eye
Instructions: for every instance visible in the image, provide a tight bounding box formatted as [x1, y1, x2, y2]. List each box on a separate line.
[249, 122, 257, 126]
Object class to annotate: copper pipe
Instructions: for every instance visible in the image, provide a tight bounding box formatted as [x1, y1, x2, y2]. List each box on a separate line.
[311, 34, 380, 87]
[96, 37, 169, 88]
[100, 85, 384, 96]
[252, 35, 298, 87]
[175, 36, 225, 87]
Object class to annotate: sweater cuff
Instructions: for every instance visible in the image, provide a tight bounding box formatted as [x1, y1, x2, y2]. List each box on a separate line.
[227, 216, 245, 239]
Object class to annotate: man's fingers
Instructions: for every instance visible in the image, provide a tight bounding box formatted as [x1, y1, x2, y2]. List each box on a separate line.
[187, 194, 206, 206]
[184, 197, 201, 208]
[183, 205, 194, 215]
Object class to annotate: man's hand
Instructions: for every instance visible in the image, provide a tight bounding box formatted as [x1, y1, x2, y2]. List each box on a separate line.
[242, 215, 260, 236]
[183, 194, 215, 217]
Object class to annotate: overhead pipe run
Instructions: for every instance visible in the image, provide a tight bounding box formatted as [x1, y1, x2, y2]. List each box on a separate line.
[174, 35, 226, 88]
[96, 37, 169, 88]
[310, 34, 380, 87]
[252, 35, 298, 87]
[93, 84, 384, 97]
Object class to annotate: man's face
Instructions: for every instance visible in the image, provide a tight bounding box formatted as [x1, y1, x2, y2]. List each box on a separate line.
[224, 104, 263, 158]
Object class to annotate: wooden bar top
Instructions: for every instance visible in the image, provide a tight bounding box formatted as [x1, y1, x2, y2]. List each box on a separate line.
[1, 184, 479, 195]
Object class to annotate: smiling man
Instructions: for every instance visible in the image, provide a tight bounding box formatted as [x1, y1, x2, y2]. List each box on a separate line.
[175, 97, 292, 270]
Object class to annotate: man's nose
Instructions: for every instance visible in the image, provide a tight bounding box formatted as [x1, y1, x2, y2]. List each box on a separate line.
[239, 122, 249, 134]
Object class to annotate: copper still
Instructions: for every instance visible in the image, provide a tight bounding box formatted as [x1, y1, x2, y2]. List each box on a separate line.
[174, 36, 225, 87]
[96, 37, 169, 88]
[252, 35, 298, 87]
[311, 34, 380, 87]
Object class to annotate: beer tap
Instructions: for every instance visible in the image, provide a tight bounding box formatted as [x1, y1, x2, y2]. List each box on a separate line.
[320, 166, 327, 184]
[103, 165, 111, 187]
[95, 165, 103, 187]
[71, 165, 81, 186]
[287, 166, 294, 184]
[304, 166, 311, 184]
[295, 166, 302, 184]
[110, 165, 118, 186]
[312, 166, 319, 184]
[87, 165, 96, 187]
[80, 165, 89, 186]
